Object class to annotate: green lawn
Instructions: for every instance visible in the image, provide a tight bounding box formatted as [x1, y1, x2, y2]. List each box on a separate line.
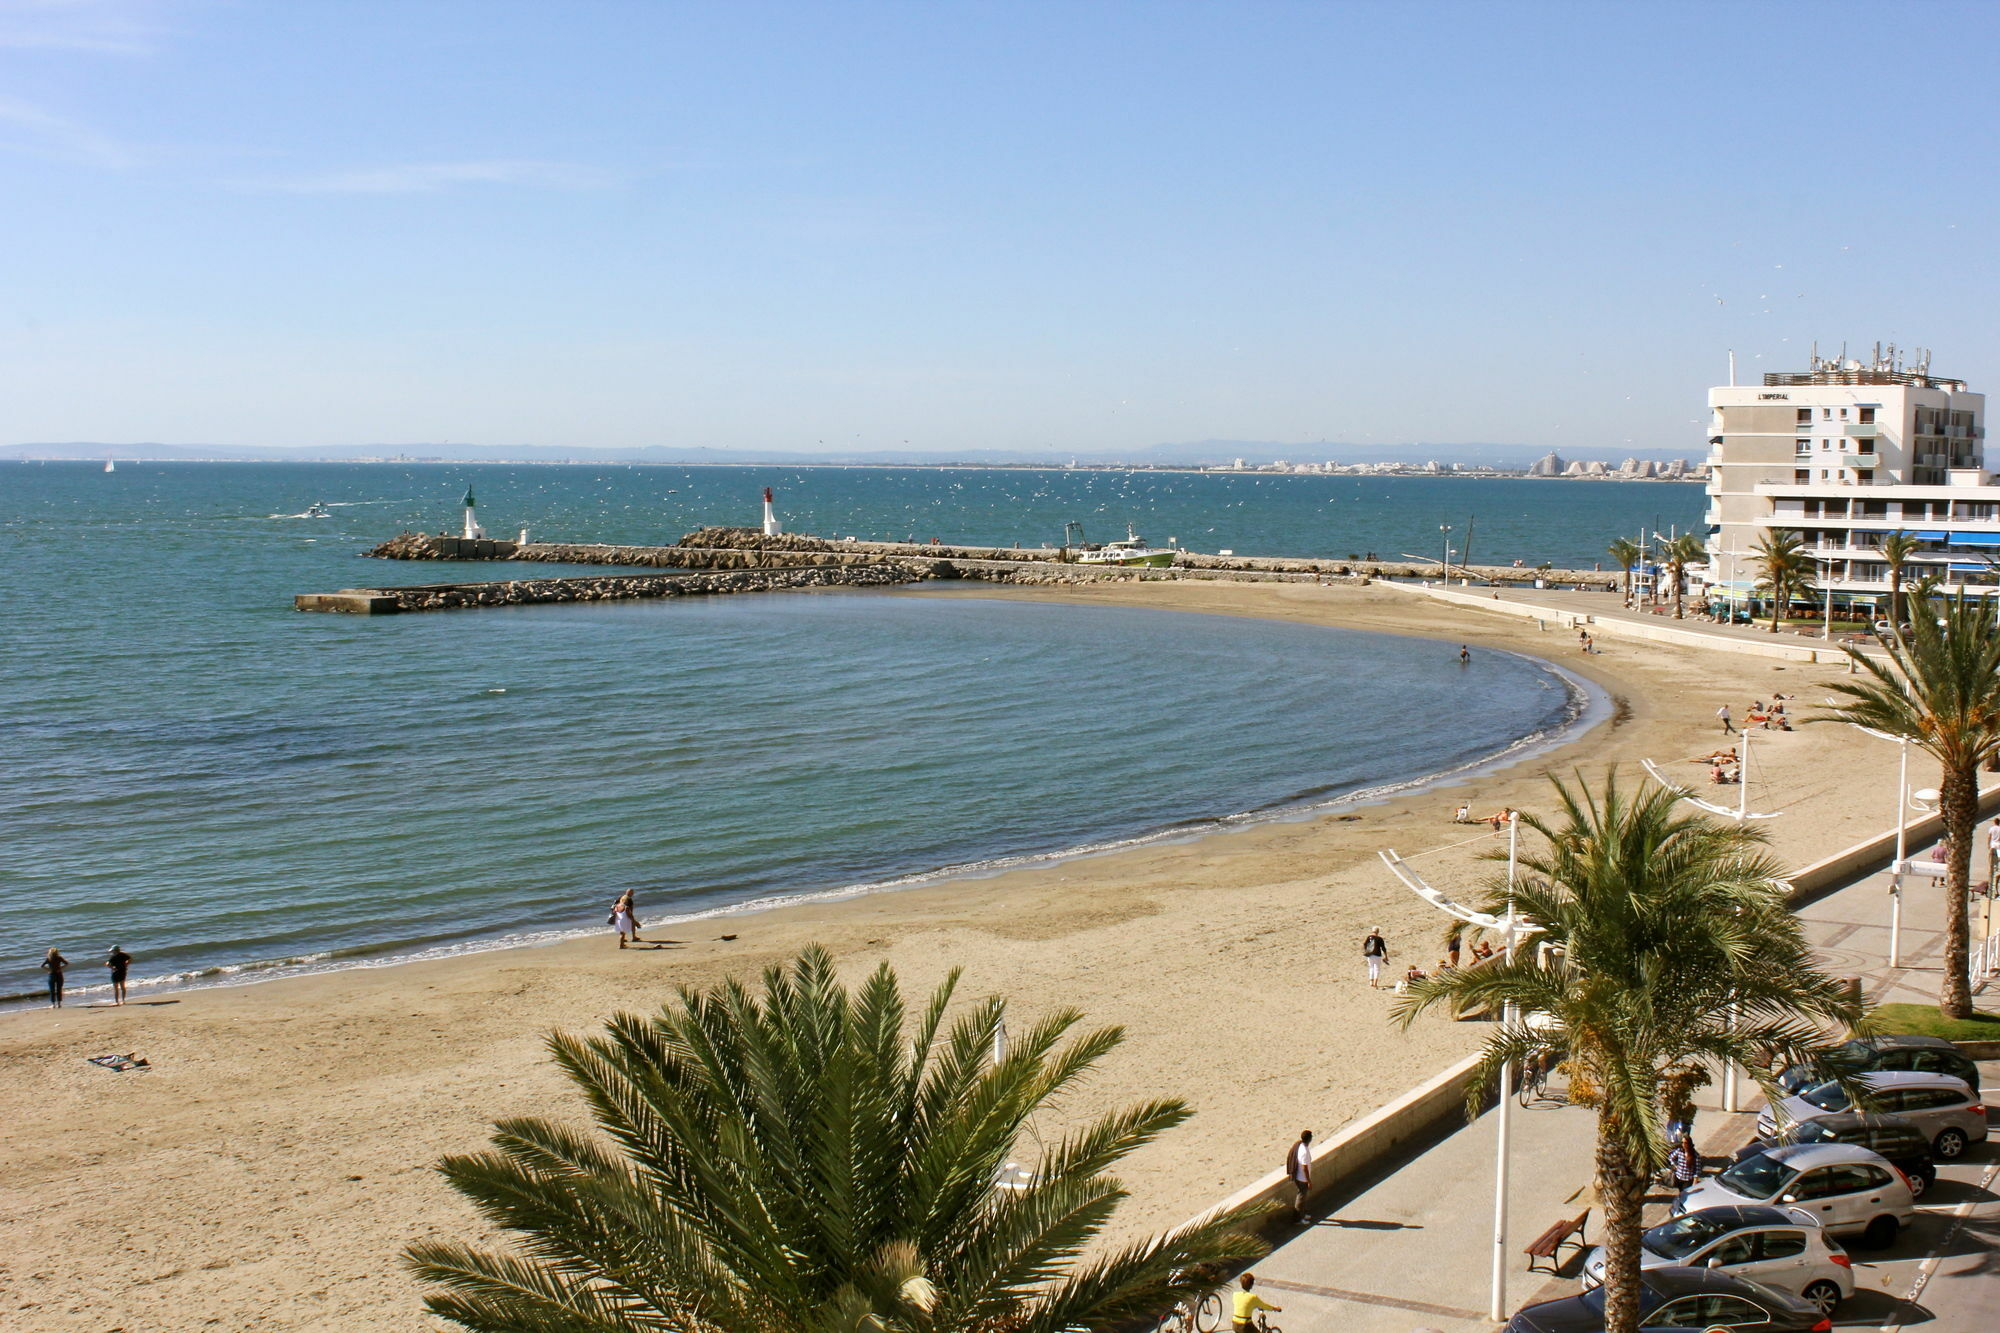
[1866, 1002, 2000, 1042]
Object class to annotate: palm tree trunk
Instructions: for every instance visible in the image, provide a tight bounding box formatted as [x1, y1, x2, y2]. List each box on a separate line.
[1621, 566, 1632, 606]
[1890, 570, 1903, 632]
[1594, 1123, 1651, 1333]
[1939, 763, 1977, 1019]
[1672, 567, 1685, 620]
[1768, 578, 1783, 633]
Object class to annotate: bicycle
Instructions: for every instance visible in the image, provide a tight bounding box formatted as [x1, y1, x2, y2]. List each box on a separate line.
[1153, 1288, 1222, 1333]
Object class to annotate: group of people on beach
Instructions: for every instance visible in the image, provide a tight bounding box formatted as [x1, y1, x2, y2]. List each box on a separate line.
[1715, 695, 1793, 736]
[38, 946, 132, 1008]
[1360, 927, 1493, 993]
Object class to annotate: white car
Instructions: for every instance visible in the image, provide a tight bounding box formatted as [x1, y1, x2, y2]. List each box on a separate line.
[1579, 1204, 1854, 1316]
[1675, 1142, 1916, 1249]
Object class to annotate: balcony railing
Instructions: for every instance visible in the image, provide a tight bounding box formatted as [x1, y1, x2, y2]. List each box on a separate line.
[1841, 454, 1877, 469]
[1844, 422, 1881, 438]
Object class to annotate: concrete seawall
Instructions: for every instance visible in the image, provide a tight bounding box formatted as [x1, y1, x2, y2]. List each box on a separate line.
[296, 562, 928, 614]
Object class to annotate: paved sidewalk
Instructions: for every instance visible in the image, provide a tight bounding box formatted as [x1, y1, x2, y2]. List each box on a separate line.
[1239, 847, 1998, 1332]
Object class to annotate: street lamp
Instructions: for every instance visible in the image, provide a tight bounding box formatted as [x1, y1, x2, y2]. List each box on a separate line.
[1381, 818, 1534, 1323]
[1441, 524, 1453, 578]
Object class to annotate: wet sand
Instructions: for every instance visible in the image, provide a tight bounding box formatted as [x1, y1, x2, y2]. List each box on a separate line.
[0, 579, 1898, 1330]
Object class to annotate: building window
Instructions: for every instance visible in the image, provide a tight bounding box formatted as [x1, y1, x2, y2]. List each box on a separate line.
[1798, 408, 1814, 424]
[1859, 407, 1876, 424]
[1824, 408, 1833, 420]
[1796, 470, 1811, 484]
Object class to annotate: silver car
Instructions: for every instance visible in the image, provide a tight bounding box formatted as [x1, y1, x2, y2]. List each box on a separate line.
[1675, 1142, 1916, 1249]
[1578, 1204, 1854, 1315]
[1759, 1069, 1987, 1160]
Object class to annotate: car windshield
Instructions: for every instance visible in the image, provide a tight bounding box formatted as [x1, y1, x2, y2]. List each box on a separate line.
[1799, 1081, 1852, 1112]
[1642, 1212, 1737, 1259]
[1790, 1120, 1836, 1144]
[1718, 1153, 1794, 1199]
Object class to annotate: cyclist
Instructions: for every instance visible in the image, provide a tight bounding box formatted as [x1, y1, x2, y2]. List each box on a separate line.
[1231, 1273, 1281, 1332]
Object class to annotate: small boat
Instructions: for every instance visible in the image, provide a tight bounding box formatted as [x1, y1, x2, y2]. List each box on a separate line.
[302, 502, 332, 518]
[103, 459, 116, 473]
[1065, 522, 1177, 567]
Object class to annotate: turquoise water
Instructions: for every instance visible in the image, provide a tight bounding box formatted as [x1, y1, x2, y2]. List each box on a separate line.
[1, 463, 1670, 1004]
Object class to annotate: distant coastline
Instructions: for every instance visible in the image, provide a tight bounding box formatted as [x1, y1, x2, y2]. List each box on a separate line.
[0, 454, 1704, 481]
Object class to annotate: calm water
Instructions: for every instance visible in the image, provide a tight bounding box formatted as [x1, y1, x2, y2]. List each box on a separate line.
[2, 463, 1676, 1004]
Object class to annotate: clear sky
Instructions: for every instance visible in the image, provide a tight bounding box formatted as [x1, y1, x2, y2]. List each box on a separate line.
[2, 0, 1995, 456]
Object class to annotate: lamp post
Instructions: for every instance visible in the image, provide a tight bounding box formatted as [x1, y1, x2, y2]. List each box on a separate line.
[1441, 524, 1453, 578]
[1490, 812, 1520, 1322]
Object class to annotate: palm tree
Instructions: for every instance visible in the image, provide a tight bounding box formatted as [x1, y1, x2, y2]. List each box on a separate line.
[1607, 538, 1641, 608]
[1818, 593, 2000, 1019]
[1880, 531, 1921, 634]
[1750, 530, 1818, 633]
[1397, 777, 1861, 1333]
[406, 947, 1264, 1332]
[1663, 534, 1707, 620]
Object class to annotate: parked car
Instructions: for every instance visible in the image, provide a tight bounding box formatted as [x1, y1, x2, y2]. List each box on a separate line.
[1504, 1264, 1828, 1331]
[1777, 1033, 1982, 1097]
[1734, 1112, 1938, 1198]
[1760, 1070, 1986, 1160]
[1675, 1142, 1915, 1248]
[1578, 1204, 1853, 1314]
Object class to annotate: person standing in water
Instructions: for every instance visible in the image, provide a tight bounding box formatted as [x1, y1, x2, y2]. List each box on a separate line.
[106, 946, 132, 1005]
[1458, 645, 1470, 663]
[610, 890, 644, 949]
[42, 948, 67, 1008]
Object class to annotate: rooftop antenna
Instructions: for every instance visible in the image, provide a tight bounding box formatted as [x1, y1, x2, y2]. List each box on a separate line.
[1728, 349, 1737, 386]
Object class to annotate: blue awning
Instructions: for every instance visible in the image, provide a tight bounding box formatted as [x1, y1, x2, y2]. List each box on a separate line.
[1912, 530, 1951, 541]
[1947, 533, 2000, 547]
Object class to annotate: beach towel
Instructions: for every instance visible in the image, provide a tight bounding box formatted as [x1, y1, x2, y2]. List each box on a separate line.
[85, 1053, 150, 1072]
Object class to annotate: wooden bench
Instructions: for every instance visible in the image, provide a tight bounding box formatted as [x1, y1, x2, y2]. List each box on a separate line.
[1524, 1208, 1590, 1274]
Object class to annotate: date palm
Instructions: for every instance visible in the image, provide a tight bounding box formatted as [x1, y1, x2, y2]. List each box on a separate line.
[1751, 530, 1817, 633]
[406, 947, 1263, 1333]
[1607, 538, 1641, 608]
[1818, 593, 2000, 1018]
[1663, 534, 1706, 620]
[1396, 777, 1861, 1333]
[1880, 531, 1921, 634]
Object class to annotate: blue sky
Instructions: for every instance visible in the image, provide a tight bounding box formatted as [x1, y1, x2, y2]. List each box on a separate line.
[2, 0, 1995, 455]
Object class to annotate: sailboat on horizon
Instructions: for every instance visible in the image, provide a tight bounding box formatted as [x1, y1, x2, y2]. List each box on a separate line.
[103, 458, 116, 473]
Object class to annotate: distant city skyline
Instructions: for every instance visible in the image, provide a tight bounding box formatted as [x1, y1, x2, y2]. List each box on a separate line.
[2, 1, 1995, 455]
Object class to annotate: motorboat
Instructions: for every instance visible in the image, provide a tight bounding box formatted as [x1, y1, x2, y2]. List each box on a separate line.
[1065, 522, 1177, 567]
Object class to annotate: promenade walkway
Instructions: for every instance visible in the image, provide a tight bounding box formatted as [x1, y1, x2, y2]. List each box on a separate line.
[1244, 851, 1999, 1332]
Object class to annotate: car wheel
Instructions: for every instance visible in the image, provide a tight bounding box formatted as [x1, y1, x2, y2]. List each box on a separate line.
[1906, 1170, 1930, 1200]
[1934, 1127, 1969, 1159]
[1862, 1215, 1899, 1249]
[1801, 1280, 1843, 1316]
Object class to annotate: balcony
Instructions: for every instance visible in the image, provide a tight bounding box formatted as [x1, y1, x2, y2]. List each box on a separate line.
[1841, 454, 1877, 469]
[1844, 422, 1880, 439]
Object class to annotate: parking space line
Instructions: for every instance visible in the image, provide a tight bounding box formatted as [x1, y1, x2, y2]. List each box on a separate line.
[1875, 1158, 2000, 1333]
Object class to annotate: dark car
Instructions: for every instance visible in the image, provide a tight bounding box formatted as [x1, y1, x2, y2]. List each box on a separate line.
[1504, 1264, 1828, 1331]
[1778, 1034, 1981, 1096]
[1736, 1112, 1939, 1198]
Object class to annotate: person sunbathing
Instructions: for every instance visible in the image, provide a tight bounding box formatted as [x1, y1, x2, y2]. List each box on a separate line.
[1471, 940, 1495, 960]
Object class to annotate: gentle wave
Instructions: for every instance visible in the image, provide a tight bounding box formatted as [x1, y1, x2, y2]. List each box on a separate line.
[6, 654, 1598, 1010]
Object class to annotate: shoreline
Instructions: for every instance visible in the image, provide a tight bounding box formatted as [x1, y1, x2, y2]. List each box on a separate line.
[7, 611, 1605, 1015]
[1, 578, 1904, 1331]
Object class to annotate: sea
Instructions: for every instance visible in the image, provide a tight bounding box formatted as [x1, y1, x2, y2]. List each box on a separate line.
[0, 462, 1701, 1006]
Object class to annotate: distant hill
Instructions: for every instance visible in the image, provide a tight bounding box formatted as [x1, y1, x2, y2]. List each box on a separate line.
[0, 439, 1697, 469]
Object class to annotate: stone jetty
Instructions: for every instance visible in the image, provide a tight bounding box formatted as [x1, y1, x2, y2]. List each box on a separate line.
[296, 526, 1614, 614]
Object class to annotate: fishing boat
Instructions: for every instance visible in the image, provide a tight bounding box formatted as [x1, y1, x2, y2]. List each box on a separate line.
[1064, 523, 1178, 567]
[302, 502, 332, 518]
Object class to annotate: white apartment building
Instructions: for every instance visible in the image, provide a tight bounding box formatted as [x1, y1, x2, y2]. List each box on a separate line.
[1704, 346, 1990, 612]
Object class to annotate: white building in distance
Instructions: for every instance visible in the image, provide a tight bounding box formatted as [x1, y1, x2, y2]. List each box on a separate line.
[1704, 344, 1988, 610]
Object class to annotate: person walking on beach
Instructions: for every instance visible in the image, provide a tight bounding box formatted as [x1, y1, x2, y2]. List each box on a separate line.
[1232, 1274, 1282, 1332]
[41, 948, 67, 1008]
[1716, 704, 1735, 735]
[1362, 927, 1388, 987]
[105, 946, 132, 1005]
[609, 890, 644, 949]
[1285, 1129, 1313, 1221]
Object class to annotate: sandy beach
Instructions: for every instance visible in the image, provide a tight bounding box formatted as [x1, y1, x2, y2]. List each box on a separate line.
[1, 579, 1907, 1330]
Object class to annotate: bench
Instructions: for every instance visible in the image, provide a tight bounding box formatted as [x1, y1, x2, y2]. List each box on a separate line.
[1524, 1208, 1590, 1274]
